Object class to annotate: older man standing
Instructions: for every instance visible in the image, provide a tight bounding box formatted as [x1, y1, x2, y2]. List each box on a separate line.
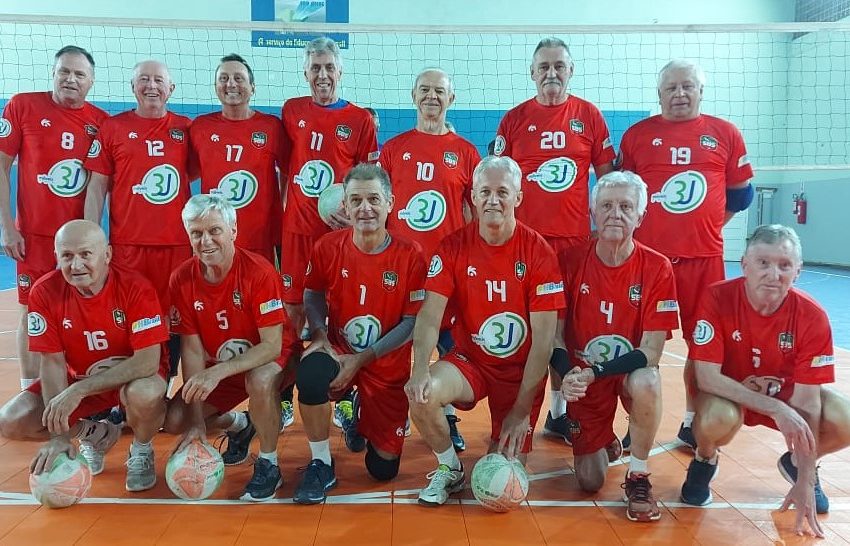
[406, 156, 564, 507]
[618, 60, 754, 449]
[0, 220, 168, 491]
[494, 37, 616, 440]
[681, 225, 850, 537]
[557, 171, 678, 522]
[0, 46, 108, 390]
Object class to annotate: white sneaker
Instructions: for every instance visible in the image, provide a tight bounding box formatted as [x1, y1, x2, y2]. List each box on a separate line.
[78, 420, 121, 475]
[418, 464, 464, 506]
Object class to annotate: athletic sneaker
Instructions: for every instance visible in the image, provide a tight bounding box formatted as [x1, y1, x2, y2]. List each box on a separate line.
[418, 464, 465, 506]
[217, 412, 256, 465]
[543, 411, 573, 446]
[606, 436, 623, 463]
[622, 472, 661, 522]
[340, 392, 366, 453]
[680, 457, 718, 506]
[778, 451, 829, 514]
[446, 415, 466, 452]
[280, 400, 295, 432]
[240, 457, 282, 502]
[78, 420, 122, 475]
[677, 423, 697, 450]
[293, 459, 337, 504]
[403, 418, 412, 437]
[125, 450, 156, 492]
[622, 429, 632, 453]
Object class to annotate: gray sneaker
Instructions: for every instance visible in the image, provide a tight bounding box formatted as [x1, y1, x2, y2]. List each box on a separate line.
[125, 450, 156, 492]
[78, 420, 121, 475]
[418, 464, 464, 506]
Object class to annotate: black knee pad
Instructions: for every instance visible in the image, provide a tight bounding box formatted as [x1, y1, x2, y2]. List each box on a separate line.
[296, 351, 339, 405]
[365, 442, 400, 481]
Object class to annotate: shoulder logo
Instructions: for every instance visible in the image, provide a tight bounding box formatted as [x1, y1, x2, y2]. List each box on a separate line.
[656, 299, 678, 312]
[40, 118, 51, 127]
[0, 118, 13, 138]
[251, 131, 267, 148]
[335, 125, 352, 142]
[128, 131, 138, 139]
[467, 266, 477, 277]
[87, 139, 101, 159]
[811, 355, 835, 368]
[259, 298, 283, 315]
[580, 283, 590, 295]
[692, 319, 715, 346]
[210, 133, 220, 142]
[410, 289, 425, 302]
[493, 135, 506, 156]
[27, 312, 47, 336]
[443, 152, 458, 169]
[699, 135, 717, 150]
[402, 152, 411, 161]
[298, 119, 306, 128]
[535, 281, 563, 296]
[652, 137, 662, 146]
[427, 255, 443, 278]
[17, 274, 31, 289]
[527, 125, 537, 132]
[131, 315, 162, 333]
[84, 124, 97, 136]
[368, 151, 380, 161]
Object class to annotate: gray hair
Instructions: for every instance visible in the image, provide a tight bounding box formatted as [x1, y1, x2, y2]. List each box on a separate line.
[182, 193, 237, 229]
[657, 59, 706, 90]
[591, 171, 648, 215]
[473, 155, 522, 191]
[343, 163, 392, 201]
[746, 224, 803, 262]
[303, 37, 342, 71]
[131, 59, 172, 84]
[413, 67, 455, 95]
[532, 37, 573, 65]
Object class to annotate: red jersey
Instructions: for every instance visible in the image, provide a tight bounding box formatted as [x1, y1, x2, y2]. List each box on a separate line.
[0, 92, 108, 237]
[426, 222, 565, 374]
[280, 97, 379, 237]
[27, 268, 168, 378]
[689, 278, 834, 402]
[619, 114, 753, 258]
[305, 230, 426, 385]
[169, 248, 294, 366]
[85, 110, 192, 246]
[190, 111, 283, 252]
[494, 95, 615, 238]
[379, 129, 480, 257]
[560, 241, 679, 369]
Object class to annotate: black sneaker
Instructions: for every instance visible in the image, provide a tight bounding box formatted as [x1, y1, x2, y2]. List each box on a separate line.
[216, 412, 256, 465]
[677, 423, 697, 450]
[680, 457, 718, 506]
[293, 459, 337, 504]
[446, 415, 466, 452]
[240, 458, 282, 502]
[543, 411, 573, 446]
[342, 391, 366, 453]
[777, 451, 829, 514]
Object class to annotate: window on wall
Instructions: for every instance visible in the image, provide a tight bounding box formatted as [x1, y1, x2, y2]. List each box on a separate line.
[795, 0, 850, 22]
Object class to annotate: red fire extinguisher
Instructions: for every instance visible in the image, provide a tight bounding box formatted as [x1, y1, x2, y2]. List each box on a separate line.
[792, 193, 807, 224]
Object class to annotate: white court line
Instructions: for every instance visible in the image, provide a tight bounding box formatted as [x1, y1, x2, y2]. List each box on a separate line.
[801, 268, 850, 280]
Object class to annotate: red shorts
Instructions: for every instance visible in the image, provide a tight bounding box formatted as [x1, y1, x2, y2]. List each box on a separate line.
[280, 232, 320, 305]
[179, 356, 293, 414]
[671, 256, 724, 346]
[16, 233, 57, 305]
[111, 244, 191, 316]
[568, 374, 626, 456]
[544, 235, 590, 255]
[350, 368, 409, 456]
[442, 351, 546, 454]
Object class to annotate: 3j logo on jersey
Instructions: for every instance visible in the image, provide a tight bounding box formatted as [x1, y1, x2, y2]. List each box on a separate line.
[472, 312, 528, 358]
[427, 255, 443, 278]
[295, 160, 334, 197]
[0, 118, 11, 138]
[343, 315, 382, 353]
[527, 157, 578, 192]
[581, 334, 633, 365]
[217, 339, 252, 362]
[132, 164, 181, 204]
[651, 171, 707, 214]
[38, 159, 90, 198]
[398, 190, 446, 231]
[214, 170, 258, 208]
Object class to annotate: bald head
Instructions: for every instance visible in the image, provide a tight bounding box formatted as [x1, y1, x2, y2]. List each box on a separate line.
[55, 220, 111, 296]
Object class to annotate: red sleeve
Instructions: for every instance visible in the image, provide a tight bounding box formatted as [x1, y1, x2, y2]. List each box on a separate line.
[641, 255, 680, 332]
[125, 277, 169, 349]
[424, 236, 456, 298]
[26, 280, 63, 354]
[588, 104, 616, 168]
[463, 143, 481, 206]
[0, 95, 23, 158]
[528, 239, 566, 313]
[494, 111, 512, 157]
[794, 305, 834, 385]
[83, 120, 115, 176]
[276, 114, 291, 176]
[687, 287, 723, 365]
[168, 267, 198, 335]
[356, 111, 379, 163]
[403, 248, 427, 316]
[724, 123, 754, 186]
[250, 264, 285, 329]
[617, 126, 637, 172]
[378, 139, 394, 179]
[304, 236, 331, 292]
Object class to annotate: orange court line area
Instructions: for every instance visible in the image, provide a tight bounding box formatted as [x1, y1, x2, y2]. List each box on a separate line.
[0, 288, 849, 545]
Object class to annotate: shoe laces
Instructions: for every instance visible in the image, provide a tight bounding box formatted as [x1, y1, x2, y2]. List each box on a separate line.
[281, 401, 293, 412]
[623, 473, 653, 502]
[336, 400, 354, 421]
[425, 465, 458, 489]
[126, 452, 152, 472]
